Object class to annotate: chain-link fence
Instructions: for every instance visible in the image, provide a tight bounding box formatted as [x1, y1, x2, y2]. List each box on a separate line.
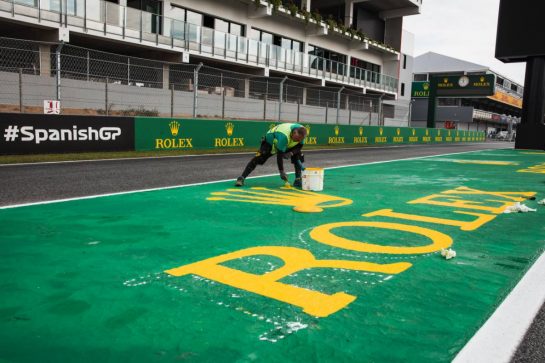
[0, 36, 409, 125]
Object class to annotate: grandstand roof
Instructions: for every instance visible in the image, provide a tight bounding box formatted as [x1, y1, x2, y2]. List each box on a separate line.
[414, 52, 489, 74]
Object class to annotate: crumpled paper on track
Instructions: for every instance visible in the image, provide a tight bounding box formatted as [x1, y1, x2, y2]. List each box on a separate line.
[538, 199, 545, 205]
[440, 248, 457, 260]
[503, 202, 537, 213]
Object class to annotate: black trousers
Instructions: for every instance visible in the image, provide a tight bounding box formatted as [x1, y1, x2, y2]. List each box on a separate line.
[241, 139, 303, 179]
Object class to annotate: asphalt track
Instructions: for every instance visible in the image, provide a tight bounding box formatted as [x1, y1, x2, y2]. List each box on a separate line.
[0, 142, 523, 207]
[0, 141, 543, 361]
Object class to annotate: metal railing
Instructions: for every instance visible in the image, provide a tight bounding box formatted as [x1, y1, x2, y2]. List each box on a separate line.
[0, 36, 411, 126]
[1, 0, 399, 93]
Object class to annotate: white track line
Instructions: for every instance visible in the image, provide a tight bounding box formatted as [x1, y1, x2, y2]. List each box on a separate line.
[453, 251, 545, 363]
[0, 148, 493, 210]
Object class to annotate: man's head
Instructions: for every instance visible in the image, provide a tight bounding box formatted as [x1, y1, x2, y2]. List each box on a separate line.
[291, 127, 307, 142]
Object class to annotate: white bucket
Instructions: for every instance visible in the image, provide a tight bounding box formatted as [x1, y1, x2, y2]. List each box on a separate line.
[302, 168, 324, 191]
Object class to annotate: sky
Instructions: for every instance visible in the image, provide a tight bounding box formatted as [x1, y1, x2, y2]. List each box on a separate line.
[403, 0, 526, 85]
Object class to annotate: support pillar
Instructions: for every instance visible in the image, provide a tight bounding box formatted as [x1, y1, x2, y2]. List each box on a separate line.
[344, 0, 354, 28]
[39, 44, 51, 77]
[245, 78, 250, 98]
[163, 64, 169, 89]
[515, 56, 545, 150]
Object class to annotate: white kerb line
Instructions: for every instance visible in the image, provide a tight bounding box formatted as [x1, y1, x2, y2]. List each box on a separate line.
[453, 250, 545, 363]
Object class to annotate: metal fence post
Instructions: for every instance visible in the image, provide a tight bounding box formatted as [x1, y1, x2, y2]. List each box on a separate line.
[369, 100, 372, 125]
[192, 63, 203, 118]
[336, 86, 344, 124]
[278, 76, 287, 123]
[378, 94, 385, 126]
[19, 68, 23, 113]
[263, 80, 268, 120]
[170, 84, 174, 117]
[349, 104, 352, 125]
[297, 100, 300, 123]
[105, 77, 109, 116]
[325, 102, 328, 124]
[222, 88, 226, 119]
[55, 41, 64, 101]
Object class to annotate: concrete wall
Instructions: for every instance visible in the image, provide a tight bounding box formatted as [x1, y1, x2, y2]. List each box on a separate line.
[355, 5, 385, 42]
[411, 98, 474, 123]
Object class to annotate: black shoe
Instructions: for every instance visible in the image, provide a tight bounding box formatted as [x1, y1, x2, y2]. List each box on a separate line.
[293, 178, 302, 188]
[235, 177, 245, 187]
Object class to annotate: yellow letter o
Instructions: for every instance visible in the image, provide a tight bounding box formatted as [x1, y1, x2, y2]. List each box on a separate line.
[310, 221, 452, 254]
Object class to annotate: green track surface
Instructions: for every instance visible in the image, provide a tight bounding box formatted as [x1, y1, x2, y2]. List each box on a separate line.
[1, 149, 544, 362]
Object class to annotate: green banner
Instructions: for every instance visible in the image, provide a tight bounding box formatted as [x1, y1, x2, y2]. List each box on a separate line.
[135, 118, 485, 151]
[434, 74, 496, 97]
[411, 81, 431, 98]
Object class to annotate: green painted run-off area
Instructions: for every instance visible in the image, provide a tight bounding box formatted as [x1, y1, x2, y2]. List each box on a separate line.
[0, 149, 544, 362]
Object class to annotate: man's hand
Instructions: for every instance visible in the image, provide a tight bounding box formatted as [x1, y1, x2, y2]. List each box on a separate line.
[279, 170, 288, 181]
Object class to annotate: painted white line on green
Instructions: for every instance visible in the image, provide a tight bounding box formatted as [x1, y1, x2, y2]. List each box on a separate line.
[453, 251, 545, 363]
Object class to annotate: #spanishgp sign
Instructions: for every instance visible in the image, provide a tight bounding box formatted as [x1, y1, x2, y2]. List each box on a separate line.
[0, 113, 135, 155]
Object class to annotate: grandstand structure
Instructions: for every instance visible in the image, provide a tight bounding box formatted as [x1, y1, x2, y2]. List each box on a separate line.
[410, 52, 523, 136]
[0, 0, 421, 124]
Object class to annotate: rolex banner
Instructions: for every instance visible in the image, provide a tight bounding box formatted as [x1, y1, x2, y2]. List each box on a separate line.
[134, 117, 485, 151]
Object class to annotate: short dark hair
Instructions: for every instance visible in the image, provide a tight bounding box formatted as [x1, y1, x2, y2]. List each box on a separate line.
[294, 126, 307, 138]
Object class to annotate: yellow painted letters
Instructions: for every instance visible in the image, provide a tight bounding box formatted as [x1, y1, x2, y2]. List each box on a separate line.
[409, 187, 536, 214]
[363, 209, 496, 231]
[165, 246, 411, 317]
[310, 221, 452, 254]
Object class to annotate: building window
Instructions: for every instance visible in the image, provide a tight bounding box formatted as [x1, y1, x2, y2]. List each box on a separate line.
[401, 83, 405, 96]
[249, 28, 260, 41]
[308, 45, 347, 74]
[261, 32, 273, 45]
[214, 18, 229, 33]
[403, 54, 407, 69]
[230, 23, 242, 36]
[170, 6, 244, 36]
[251, 28, 302, 51]
[414, 73, 428, 81]
[127, 0, 161, 14]
[128, 0, 162, 33]
[281, 38, 291, 49]
[349, 57, 381, 82]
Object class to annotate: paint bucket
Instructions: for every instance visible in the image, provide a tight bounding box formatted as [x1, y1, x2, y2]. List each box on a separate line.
[302, 168, 324, 191]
